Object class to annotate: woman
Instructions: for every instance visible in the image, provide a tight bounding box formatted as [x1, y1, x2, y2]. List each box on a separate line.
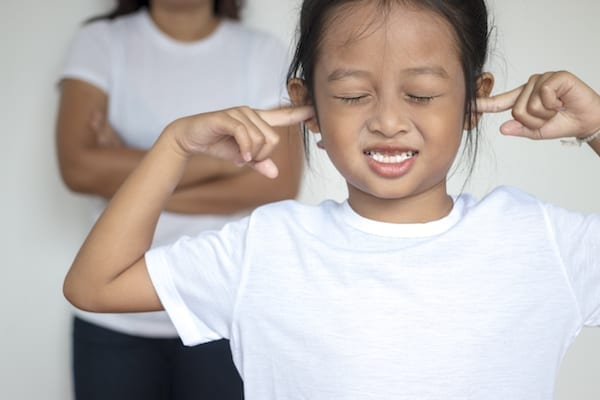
[56, 0, 302, 398]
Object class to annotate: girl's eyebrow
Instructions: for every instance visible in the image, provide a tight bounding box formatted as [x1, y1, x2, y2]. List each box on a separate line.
[327, 69, 371, 82]
[402, 66, 450, 79]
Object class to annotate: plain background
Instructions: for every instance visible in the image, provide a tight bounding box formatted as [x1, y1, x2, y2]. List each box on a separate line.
[1, 0, 599, 398]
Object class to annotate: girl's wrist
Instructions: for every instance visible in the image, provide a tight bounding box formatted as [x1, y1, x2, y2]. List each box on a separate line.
[162, 118, 195, 161]
[577, 127, 600, 144]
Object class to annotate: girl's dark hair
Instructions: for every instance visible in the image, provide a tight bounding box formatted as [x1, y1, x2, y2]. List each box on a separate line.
[287, 0, 490, 174]
[90, 0, 244, 21]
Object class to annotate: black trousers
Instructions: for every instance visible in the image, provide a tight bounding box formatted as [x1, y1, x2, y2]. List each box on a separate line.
[72, 317, 243, 400]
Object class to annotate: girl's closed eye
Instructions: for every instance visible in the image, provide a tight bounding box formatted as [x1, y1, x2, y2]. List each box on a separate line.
[406, 94, 437, 104]
[403, 80, 446, 104]
[335, 94, 370, 104]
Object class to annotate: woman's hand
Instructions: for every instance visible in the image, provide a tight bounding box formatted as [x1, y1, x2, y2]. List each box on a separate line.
[169, 105, 314, 179]
[90, 110, 124, 148]
[477, 71, 600, 142]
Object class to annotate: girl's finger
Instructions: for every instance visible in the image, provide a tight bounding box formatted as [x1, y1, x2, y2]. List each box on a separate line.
[539, 84, 564, 111]
[229, 121, 253, 163]
[232, 108, 280, 178]
[248, 158, 279, 179]
[500, 119, 547, 141]
[476, 85, 523, 113]
[243, 109, 282, 162]
[536, 70, 579, 106]
[525, 72, 559, 120]
[511, 75, 548, 134]
[228, 108, 270, 161]
[206, 112, 253, 162]
[242, 106, 314, 177]
[258, 106, 314, 127]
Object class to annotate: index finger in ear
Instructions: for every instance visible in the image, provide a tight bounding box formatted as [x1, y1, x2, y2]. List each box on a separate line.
[258, 106, 315, 128]
[476, 85, 524, 114]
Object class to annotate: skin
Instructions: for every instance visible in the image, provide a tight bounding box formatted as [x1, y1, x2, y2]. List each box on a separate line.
[56, 0, 303, 215]
[64, 1, 600, 313]
[150, 0, 220, 42]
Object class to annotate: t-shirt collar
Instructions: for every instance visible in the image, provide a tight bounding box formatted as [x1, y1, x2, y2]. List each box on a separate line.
[138, 8, 228, 51]
[338, 195, 466, 238]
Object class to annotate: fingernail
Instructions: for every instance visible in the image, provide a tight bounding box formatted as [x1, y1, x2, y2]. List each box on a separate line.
[263, 159, 278, 179]
[500, 120, 523, 135]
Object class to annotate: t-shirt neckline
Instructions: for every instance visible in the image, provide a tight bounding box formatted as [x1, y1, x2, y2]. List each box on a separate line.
[338, 195, 466, 238]
[138, 8, 228, 51]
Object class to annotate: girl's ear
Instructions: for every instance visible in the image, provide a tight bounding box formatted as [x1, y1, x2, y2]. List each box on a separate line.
[464, 72, 495, 130]
[287, 78, 320, 133]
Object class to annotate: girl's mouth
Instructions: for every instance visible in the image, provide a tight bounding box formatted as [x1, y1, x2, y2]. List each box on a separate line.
[363, 150, 418, 164]
[363, 148, 419, 179]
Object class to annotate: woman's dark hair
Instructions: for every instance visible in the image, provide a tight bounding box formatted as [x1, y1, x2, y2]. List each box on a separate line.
[287, 0, 491, 174]
[89, 0, 244, 21]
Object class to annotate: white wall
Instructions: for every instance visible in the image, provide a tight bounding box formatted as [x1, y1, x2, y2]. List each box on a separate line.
[1, 1, 598, 399]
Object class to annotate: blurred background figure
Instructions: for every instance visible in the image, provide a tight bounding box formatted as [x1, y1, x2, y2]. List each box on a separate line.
[55, 0, 302, 399]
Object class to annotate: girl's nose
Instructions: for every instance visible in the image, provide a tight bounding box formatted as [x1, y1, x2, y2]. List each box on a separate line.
[367, 97, 411, 138]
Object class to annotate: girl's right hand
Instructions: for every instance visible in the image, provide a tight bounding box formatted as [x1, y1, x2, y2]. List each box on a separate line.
[169, 105, 314, 179]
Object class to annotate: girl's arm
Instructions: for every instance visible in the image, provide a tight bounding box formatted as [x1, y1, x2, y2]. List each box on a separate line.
[477, 71, 600, 157]
[55, 79, 245, 198]
[63, 105, 313, 313]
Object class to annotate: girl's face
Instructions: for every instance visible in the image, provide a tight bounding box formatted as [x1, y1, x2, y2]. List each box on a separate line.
[311, 2, 468, 223]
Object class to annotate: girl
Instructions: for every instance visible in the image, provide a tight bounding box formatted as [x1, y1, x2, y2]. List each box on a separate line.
[64, 0, 600, 398]
[56, 0, 301, 398]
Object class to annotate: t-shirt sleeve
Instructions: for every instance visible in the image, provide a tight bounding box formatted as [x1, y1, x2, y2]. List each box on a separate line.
[60, 21, 112, 92]
[543, 203, 600, 326]
[245, 32, 291, 109]
[145, 217, 250, 346]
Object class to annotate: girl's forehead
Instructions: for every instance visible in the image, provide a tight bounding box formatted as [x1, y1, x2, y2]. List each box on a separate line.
[321, 2, 455, 45]
[317, 2, 460, 68]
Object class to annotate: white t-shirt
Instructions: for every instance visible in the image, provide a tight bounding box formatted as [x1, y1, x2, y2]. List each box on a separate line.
[146, 186, 600, 399]
[60, 9, 290, 337]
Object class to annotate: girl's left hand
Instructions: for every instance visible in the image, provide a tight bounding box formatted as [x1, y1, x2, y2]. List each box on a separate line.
[477, 71, 600, 141]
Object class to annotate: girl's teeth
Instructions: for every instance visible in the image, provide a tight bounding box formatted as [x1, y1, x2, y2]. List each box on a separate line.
[365, 151, 416, 163]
